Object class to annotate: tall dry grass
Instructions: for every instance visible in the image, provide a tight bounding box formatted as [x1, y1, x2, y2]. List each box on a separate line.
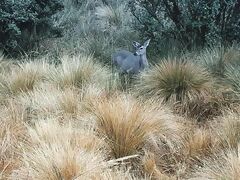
[0, 100, 29, 179]
[136, 59, 212, 103]
[190, 147, 240, 179]
[48, 54, 110, 89]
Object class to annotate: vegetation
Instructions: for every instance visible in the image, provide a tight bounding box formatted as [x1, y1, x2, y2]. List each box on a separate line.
[0, 0, 63, 55]
[1, 0, 240, 179]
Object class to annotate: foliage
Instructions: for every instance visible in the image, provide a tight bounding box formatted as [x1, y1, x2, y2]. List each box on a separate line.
[46, 0, 138, 64]
[129, 0, 240, 54]
[0, 0, 63, 55]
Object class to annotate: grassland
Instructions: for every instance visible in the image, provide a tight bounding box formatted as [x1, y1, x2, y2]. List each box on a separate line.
[1, 0, 240, 179]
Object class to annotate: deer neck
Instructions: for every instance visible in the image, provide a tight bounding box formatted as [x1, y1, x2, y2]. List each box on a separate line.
[139, 54, 149, 68]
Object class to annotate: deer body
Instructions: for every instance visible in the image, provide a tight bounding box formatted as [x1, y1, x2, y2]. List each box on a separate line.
[112, 40, 150, 74]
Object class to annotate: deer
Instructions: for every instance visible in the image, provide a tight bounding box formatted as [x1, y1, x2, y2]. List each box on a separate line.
[112, 39, 151, 75]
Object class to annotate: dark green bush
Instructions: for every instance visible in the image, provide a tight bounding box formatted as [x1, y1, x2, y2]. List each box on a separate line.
[0, 0, 63, 55]
[129, 0, 240, 55]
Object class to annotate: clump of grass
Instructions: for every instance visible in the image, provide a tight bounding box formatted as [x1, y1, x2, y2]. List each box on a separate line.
[0, 100, 28, 178]
[191, 147, 240, 179]
[11, 119, 136, 179]
[225, 65, 240, 95]
[95, 4, 129, 30]
[214, 111, 240, 151]
[196, 45, 240, 78]
[223, 45, 240, 65]
[58, 88, 80, 115]
[182, 128, 219, 161]
[91, 94, 178, 160]
[175, 91, 227, 122]
[28, 119, 105, 153]
[17, 86, 62, 120]
[136, 60, 212, 103]
[142, 152, 173, 179]
[0, 61, 49, 96]
[11, 143, 107, 179]
[0, 54, 15, 74]
[49, 54, 110, 89]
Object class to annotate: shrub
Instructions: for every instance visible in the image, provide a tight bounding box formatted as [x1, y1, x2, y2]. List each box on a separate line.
[129, 0, 240, 55]
[0, 0, 63, 55]
[47, 0, 138, 64]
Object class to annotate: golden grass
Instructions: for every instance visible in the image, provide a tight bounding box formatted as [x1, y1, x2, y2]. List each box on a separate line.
[91, 94, 181, 161]
[49, 54, 110, 89]
[190, 147, 240, 179]
[11, 119, 138, 180]
[214, 111, 240, 151]
[0, 61, 50, 96]
[142, 152, 173, 179]
[175, 90, 227, 122]
[182, 128, 219, 161]
[28, 119, 105, 153]
[0, 101, 28, 179]
[1, 50, 240, 179]
[136, 60, 212, 103]
[11, 143, 107, 179]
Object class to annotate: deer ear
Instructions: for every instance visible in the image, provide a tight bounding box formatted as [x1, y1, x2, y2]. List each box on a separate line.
[132, 41, 141, 48]
[144, 39, 151, 47]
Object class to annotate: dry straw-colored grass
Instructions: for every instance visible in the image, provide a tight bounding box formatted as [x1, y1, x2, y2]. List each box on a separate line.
[91, 94, 182, 161]
[49, 54, 110, 89]
[28, 119, 105, 153]
[182, 128, 219, 163]
[0, 100, 29, 179]
[11, 119, 137, 180]
[214, 110, 240, 151]
[142, 152, 174, 180]
[16, 84, 106, 125]
[190, 147, 240, 179]
[0, 61, 50, 96]
[136, 60, 212, 103]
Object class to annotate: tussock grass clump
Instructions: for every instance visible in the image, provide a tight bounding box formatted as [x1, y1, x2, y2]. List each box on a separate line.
[190, 148, 240, 179]
[225, 65, 240, 95]
[182, 128, 219, 161]
[142, 152, 173, 180]
[17, 84, 107, 122]
[17, 86, 62, 120]
[196, 45, 240, 77]
[136, 60, 212, 103]
[12, 143, 107, 180]
[95, 3, 132, 30]
[214, 111, 240, 151]
[12, 119, 136, 180]
[0, 61, 49, 96]
[175, 91, 227, 121]
[91, 94, 180, 160]
[0, 101, 28, 178]
[28, 119, 105, 153]
[49, 54, 110, 89]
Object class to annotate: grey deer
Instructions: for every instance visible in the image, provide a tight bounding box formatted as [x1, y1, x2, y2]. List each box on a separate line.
[112, 39, 151, 74]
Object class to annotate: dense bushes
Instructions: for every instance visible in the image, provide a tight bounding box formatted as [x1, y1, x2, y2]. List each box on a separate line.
[129, 0, 240, 54]
[0, 0, 63, 55]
